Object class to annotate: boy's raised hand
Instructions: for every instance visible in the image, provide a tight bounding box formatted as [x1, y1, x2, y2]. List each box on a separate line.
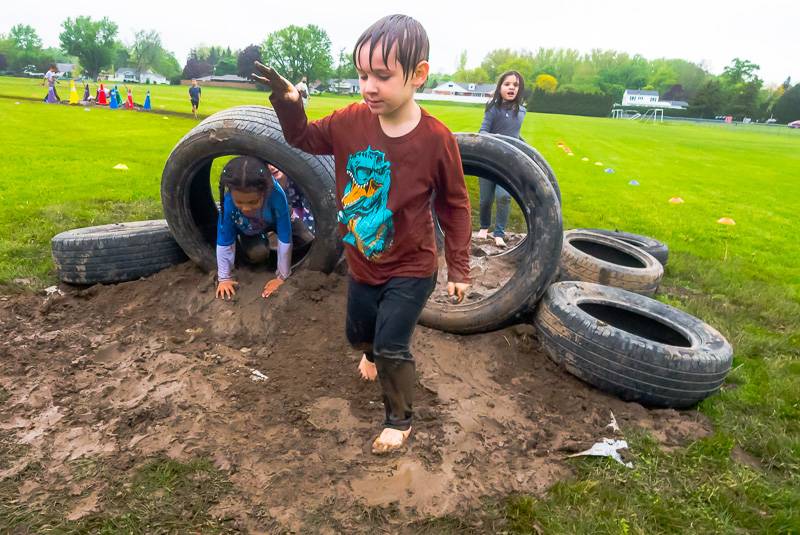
[251, 62, 300, 103]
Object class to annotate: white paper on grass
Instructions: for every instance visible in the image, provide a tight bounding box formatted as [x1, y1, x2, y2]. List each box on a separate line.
[567, 438, 633, 468]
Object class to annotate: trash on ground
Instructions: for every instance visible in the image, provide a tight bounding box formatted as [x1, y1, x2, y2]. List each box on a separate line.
[607, 411, 621, 433]
[44, 286, 64, 297]
[112, 164, 129, 170]
[604, 168, 615, 173]
[717, 217, 736, 225]
[567, 438, 633, 468]
[669, 197, 684, 204]
[250, 369, 269, 382]
[628, 180, 640, 186]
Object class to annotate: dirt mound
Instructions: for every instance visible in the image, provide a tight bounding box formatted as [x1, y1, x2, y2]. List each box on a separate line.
[0, 262, 711, 530]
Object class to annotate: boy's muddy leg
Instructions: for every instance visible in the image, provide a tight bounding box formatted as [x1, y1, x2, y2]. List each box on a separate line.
[346, 278, 379, 380]
[370, 275, 436, 454]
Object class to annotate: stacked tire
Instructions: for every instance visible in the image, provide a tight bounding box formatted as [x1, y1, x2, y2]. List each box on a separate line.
[536, 226, 731, 408]
[51, 220, 187, 284]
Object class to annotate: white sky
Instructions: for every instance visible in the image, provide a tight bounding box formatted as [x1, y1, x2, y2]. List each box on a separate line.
[4, 0, 798, 86]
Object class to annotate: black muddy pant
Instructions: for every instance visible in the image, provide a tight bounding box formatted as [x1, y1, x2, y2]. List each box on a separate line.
[346, 274, 437, 431]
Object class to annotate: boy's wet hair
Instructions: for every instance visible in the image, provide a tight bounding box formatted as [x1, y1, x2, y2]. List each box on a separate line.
[352, 14, 429, 83]
[486, 70, 526, 116]
[218, 156, 274, 212]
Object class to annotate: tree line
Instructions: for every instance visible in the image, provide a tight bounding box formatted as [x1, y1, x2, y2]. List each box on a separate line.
[1, 18, 798, 121]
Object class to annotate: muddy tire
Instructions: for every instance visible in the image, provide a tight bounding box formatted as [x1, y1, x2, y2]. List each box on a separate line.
[433, 134, 560, 264]
[560, 229, 663, 296]
[582, 228, 668, 266]
[161, 105, 340, 273]
[534, 281, 733, 408]
[490, 134, 561, 204]
[51, 220, 187, 284]
[420, 133, 563, 334]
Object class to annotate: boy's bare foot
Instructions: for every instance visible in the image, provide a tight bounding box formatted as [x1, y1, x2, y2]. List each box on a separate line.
[358, 353, 377, 381]
[371, 427, 412, 455]
[495, 236, 507, 248]
[476, 228, 488, 240]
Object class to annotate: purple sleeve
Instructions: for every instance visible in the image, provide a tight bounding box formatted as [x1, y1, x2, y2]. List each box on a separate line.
[216, 244, 235, 280]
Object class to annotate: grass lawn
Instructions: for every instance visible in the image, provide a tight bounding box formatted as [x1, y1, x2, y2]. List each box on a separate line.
[1, 76, 799, 532]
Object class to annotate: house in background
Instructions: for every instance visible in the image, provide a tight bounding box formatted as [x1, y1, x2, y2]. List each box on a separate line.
[622, 89, 689, 109]
[622, 89, 659, 106]
[110, 67, 169, 84]
[329, 78, 360, 94]
[432, 81, 494, 98]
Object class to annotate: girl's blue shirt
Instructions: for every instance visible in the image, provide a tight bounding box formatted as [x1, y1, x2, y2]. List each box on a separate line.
[216, 180, 292, 246]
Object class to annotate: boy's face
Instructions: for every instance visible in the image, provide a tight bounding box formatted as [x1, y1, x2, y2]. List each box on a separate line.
[356, 41, 429, 116]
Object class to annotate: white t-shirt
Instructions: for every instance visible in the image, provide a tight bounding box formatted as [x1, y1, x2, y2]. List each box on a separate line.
[45, 71, 57, 86]
[295, 81, 309, 108]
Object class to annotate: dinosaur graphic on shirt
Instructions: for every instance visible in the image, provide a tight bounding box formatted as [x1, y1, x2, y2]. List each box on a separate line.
[338, 146, 394, 260]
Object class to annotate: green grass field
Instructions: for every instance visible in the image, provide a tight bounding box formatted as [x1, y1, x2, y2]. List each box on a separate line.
[1, 76, 799, 532]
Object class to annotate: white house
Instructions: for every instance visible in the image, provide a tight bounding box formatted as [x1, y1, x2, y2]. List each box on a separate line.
[111, 67, 169, 85]
[432, 81, 494, 98]
[622, 89, 660, 106]
[330, 78, 360, 94]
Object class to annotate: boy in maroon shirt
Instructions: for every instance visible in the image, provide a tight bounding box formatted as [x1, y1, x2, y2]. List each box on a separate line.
[253, 14, 471, 454]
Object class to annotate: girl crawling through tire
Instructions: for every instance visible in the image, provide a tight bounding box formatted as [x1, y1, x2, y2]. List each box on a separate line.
[215, 156, 312, 299]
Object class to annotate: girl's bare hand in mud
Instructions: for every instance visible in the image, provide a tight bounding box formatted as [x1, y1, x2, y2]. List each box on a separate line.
[262, 277, 285, 298]
[216, 280, 238, 300]
[447, 282, 469, 304]
[251, 62, 300, 103]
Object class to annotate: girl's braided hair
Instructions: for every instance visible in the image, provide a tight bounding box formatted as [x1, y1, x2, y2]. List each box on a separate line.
[218, 156, 274, 214]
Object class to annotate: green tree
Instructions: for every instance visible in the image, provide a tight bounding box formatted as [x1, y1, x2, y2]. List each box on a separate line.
[480, 48, 518, 80]
[155, 51, 181, 82]
[9, 24, 42, 51]
[214, 56, 237, 76]
[690, 78, 725, 118]
[262, 24, 332, 83]
[112, 41, 130, 70]
[720, 58, 763, 118]
[237, 45, 262, 79]
[722, 58, 761, 85]
[130, 29, 162, 74]
[59, 16, 118, 77]
[773, 84, 800, 123]
[334, 47, 357, 81]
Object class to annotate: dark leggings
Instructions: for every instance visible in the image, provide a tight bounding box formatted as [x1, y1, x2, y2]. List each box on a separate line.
[346, 274, 437, 430]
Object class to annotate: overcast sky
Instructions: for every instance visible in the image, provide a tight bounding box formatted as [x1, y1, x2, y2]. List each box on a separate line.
[4, 0, 798, 86]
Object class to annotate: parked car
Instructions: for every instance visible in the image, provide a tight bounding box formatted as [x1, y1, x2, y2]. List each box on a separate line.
[789, 120, 800, 129]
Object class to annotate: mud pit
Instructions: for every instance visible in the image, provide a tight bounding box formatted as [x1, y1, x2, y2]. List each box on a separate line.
[0, 257, 711, 531]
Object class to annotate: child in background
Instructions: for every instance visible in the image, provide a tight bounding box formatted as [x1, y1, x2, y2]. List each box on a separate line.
[476, 70, 527, 247]
[42, 65, 60, 102]
[189, 79, 201, 119]
[215, 156, 293, 300]
[253, 14, 472, 454]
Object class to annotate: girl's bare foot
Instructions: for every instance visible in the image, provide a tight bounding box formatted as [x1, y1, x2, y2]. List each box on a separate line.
[358, 353, 377, 381]
[476, 228, 489, 240]
[371, 427, 412, 454]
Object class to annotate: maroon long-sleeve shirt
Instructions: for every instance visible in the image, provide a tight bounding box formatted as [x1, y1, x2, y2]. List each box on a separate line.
[270, 96, 472, 285]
